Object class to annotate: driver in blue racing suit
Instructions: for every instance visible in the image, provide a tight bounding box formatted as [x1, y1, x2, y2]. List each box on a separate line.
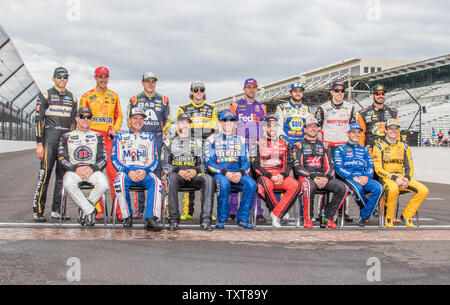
[333, 123, 383, 227]
[111, 108, 163, 231]
[203, 110, 257, 229]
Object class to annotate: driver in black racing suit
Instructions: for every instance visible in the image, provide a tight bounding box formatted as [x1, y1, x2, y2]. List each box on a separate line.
[161, 114, 214, 231]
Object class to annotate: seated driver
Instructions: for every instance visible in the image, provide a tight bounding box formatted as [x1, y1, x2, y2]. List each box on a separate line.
[58, 107, 109, 226]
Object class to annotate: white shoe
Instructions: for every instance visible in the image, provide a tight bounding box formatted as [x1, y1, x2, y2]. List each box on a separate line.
[270, 211, 281, 228]
[51, 211, 61, 219]
[281, 213, 290, 224]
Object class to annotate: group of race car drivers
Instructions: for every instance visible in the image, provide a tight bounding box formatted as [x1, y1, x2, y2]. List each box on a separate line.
[32, 66, 429, 230]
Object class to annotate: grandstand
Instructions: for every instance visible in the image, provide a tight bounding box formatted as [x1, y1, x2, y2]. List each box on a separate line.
[211, 54, 450, 146]
[0, 25, 40, 141]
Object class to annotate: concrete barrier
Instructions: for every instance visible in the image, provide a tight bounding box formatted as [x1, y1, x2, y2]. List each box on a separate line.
[0, 140, 35, 153]
[410, 147, 450, 184]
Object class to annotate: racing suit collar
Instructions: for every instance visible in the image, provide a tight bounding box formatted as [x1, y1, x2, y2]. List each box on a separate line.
[346, 141, 359, 147]
[144, 91, 156, 98]
[289, 98, 303, 108]
[385, 137, 398, 145]
[330, 99, 344, 109]
[94, 86, 109, 95]
[53, 86, 68, 95]
[243, 97, 256, 105]
[190, 99, 205, 107]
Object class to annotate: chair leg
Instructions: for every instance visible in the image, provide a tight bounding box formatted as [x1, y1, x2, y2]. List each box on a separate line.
[379, 196, 385, 228]
[112, 195, 117, 226]
[295, 196, 301, 228]
[60, 188, 65, 225]
[161, 190, 167, 227]
[340, 194, 345, 228]
[103, 194, 107, 226]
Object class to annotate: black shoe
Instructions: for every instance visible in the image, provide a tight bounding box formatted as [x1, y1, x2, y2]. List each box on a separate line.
[357, 218, 365, 227]
[145, 216, 163, 231]
[227, 214, 236, 222]
[372, 209, 380, 218]
[132, 211, 144, 219]
[77, 208, 85, 226]
[200, 222, 214, 231]
[85, 209, 98, 226]
[256, 215, 267, 223]
[168, 221, 179, 231]
[123, 216, 133, 228]
[344, 214, 353, 222]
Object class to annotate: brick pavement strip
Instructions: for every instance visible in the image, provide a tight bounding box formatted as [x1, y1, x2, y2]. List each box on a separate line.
[0, 228, 449, 242]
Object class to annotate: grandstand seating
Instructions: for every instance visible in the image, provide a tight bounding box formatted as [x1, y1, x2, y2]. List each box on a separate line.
[354, 82, 450, 141]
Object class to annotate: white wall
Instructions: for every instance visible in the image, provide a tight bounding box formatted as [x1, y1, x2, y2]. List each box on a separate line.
[0, 140, 35, 153]
[410, 147, 450, 184]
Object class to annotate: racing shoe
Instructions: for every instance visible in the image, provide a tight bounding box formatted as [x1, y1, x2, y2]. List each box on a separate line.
[215, 222, 225, 229]
[304, 219, 313, 229]
[77, 208, 85, 226]
[357, 217, 365, 228]
[237, 221, 254, 229]
[385, 218, 394, 228]
[180, 213, 192, 220]
[401, 215, 415, 228]
[85, 209, 98, 227]
[270, 211, 281, 228]
[344, 214, 353, 222]
[327, 219, 338, 229]
[256, 215, 267, 223]
[132, 211, 144, 219]
[123, 216, 133, 228]
[95, 212, 103, 220]
[281, 213, 290, 224]
[227, 214, 236, 222]
[33, 213, 46, 222]
[168, 220, 179, 231]
[51, 211, 71, 220]
[144, 216, 163, 231]
[372, 209, 380, 218]
[200, 222, 214, 231]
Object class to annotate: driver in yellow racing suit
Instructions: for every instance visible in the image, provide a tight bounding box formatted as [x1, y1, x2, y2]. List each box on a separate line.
[372, 119, 429, 227]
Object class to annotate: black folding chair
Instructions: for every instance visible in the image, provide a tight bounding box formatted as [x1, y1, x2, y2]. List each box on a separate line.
[60, 181, 108, 226]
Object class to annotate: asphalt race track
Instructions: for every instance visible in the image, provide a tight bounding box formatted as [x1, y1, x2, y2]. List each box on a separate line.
[0, 149, 449, 285]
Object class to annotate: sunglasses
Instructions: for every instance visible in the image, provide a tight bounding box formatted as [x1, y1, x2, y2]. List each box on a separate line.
[221, 119, 236, 122]
[79, 114, 93, 120]
[333, 89, 345, 93]
[56, 75, 69, 80]
[193, 87, 205, 93]
[374, 91, 386, 96]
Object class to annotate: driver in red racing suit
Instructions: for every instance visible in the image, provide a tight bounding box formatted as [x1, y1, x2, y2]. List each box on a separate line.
[252, 117, 301, 228]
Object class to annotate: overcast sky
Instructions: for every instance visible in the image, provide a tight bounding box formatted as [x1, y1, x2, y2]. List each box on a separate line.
[1, 0, 449, 128]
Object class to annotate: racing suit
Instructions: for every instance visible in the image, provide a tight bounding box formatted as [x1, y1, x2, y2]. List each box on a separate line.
[79, 87, 123, 214]
[128, 91, 170, 212]
[204, 133, 257, 224]
[229, 98, 266, 217]
[372, 139, 428, 221]
[176, 100, 218, 216]
[162, 135, 214, 224]
[275, 99, 314, 146]
[357, 104, 398, 151]
[315, 100, 356, 153]
[33, 87, 77, 216]
[252, 136, 301, 219]
[292, 138, 348, 222]
[58, 129, 109, 216]
[334, 142, 383, 220]
[111, 131, 162, 220]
